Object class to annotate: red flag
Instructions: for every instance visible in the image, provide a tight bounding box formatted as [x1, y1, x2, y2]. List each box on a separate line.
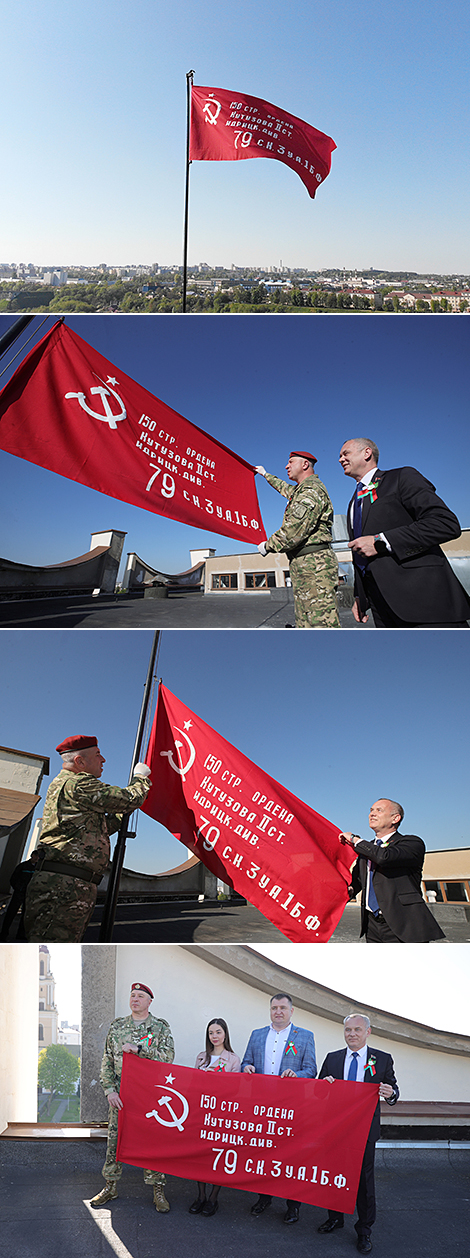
[142, 684, 354, 943]
[190, 84, 336, 199]
[0, 322, 265, 545]
[117, 1056, 378, 1211]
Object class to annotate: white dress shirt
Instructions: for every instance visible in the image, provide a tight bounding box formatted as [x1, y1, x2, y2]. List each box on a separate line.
[365, 830, 396, 911]
[349, 466, 391, 550]
[264, 1022, 292, 1075]
[343, 1044, 369, 1082]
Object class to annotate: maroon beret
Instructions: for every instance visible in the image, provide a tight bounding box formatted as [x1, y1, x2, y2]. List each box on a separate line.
[290, 450, 317, 464]
[131, 982, 154, 999]
[56, 735, 98, 754]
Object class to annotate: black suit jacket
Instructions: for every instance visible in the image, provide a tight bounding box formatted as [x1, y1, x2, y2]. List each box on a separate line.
[319, 1047, 398, 1144]
[347, 467, 470, 622]
[351, 831, 445, 942]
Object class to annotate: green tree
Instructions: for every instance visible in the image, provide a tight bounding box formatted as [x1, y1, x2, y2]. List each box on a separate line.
[213, 292, 231, 311]
[120, 293, 147, 312]
[38, 1045, 80, 1115]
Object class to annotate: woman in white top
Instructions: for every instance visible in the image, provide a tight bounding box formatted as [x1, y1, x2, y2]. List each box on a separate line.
[189, 1018, 241, 1216]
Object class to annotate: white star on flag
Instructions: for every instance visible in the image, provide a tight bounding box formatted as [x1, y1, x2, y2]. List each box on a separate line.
[183, 721, 192, 730]
[165, 1073, 175, 1084]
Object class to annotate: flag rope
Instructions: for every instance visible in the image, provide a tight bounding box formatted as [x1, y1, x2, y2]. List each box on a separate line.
[0, 315, 54, 379]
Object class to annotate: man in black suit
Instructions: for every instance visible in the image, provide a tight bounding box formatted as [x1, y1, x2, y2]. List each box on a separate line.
[341, 798, 445, 943]
[339, 437, 470, 626]
[317, 1013, 399, 1254]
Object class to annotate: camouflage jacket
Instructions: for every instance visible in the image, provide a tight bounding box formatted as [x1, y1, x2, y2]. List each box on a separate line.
[100, 1013, 175, 1094]
[264, 473, 334, 557]
[38, 770, 151, 876]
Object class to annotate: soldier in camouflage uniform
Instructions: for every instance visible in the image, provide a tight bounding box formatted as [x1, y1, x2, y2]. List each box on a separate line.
[24, 734, 152, 943]
[90, 982, 175, 1212]
[255, 451, 339, 627]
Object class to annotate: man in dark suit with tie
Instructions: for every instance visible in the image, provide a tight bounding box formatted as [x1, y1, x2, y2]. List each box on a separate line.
[341, 798, 445, 942]
[317, 1013, 399, 1253]
[339, 437, 470, 627]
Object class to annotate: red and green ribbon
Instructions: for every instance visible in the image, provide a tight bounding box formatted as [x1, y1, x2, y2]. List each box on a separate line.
[357, 481, 379, 505]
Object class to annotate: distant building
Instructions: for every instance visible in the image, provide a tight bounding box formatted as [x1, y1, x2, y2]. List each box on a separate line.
[0, 745, 49, 897]
[422, 849, 470, 905]
[38, 946, 58, 1051]
[202, 515, 349, 593]
[42, 270, 67, 285]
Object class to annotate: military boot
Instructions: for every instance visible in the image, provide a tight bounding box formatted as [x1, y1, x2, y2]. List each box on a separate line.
[153, 1183, 170, 1212]
[90, 1182, 118, 1207]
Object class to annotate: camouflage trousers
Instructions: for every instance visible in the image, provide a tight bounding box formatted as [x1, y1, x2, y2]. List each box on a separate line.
[103, 1105, 165, 1186]
[289, 549, 340, 628]
[24, 871, 97, 942]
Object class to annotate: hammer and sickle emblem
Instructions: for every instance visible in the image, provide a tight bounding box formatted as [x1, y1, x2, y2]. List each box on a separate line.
[65, 374, 127, 429]
[160, 726, 196, 781]
[203, 94, 221, 125]
[146, 1087, 189, 1132]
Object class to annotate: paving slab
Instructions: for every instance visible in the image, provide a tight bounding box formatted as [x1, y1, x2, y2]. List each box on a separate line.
[80, 900, 466, 945]
[0, 591, 369, 629]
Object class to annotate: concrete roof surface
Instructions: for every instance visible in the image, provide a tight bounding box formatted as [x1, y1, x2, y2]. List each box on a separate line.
[0, 1143, 468, 1258]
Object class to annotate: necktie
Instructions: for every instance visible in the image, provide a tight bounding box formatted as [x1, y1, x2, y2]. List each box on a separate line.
[367, 838, 383, 915]
[348, 1052, 359, 1081]
[353, 481, 368, 573]
[353, 482, 364, 537]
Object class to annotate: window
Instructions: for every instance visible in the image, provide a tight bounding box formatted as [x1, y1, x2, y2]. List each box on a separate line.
[39, 1025, 44, 1041]
[245, 572, 276, 589]
[423, 881, 443, 903]
[211, 573, 238, 590]
[423, 880, 470, 904]
[39, 1002, 44, 1010]
[443, 882, 469, 903]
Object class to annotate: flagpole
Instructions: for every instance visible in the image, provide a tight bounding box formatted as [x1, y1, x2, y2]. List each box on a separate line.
[182, 69, 194, 313]
[0, 316, 35, 360]
[98, 630, 161, 942]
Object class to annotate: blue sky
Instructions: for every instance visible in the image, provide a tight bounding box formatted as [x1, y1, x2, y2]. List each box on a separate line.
[1, 629, 468, 875]
[2, 0, 469, 271]
[1, 313, 468, 576]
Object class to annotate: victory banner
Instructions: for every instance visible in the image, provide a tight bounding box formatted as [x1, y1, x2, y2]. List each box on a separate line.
[117, 1057, 378, 1211]
[190, 84, 336, 199]
[0, 322, 265, 545]
[142, 684, 355, 942]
